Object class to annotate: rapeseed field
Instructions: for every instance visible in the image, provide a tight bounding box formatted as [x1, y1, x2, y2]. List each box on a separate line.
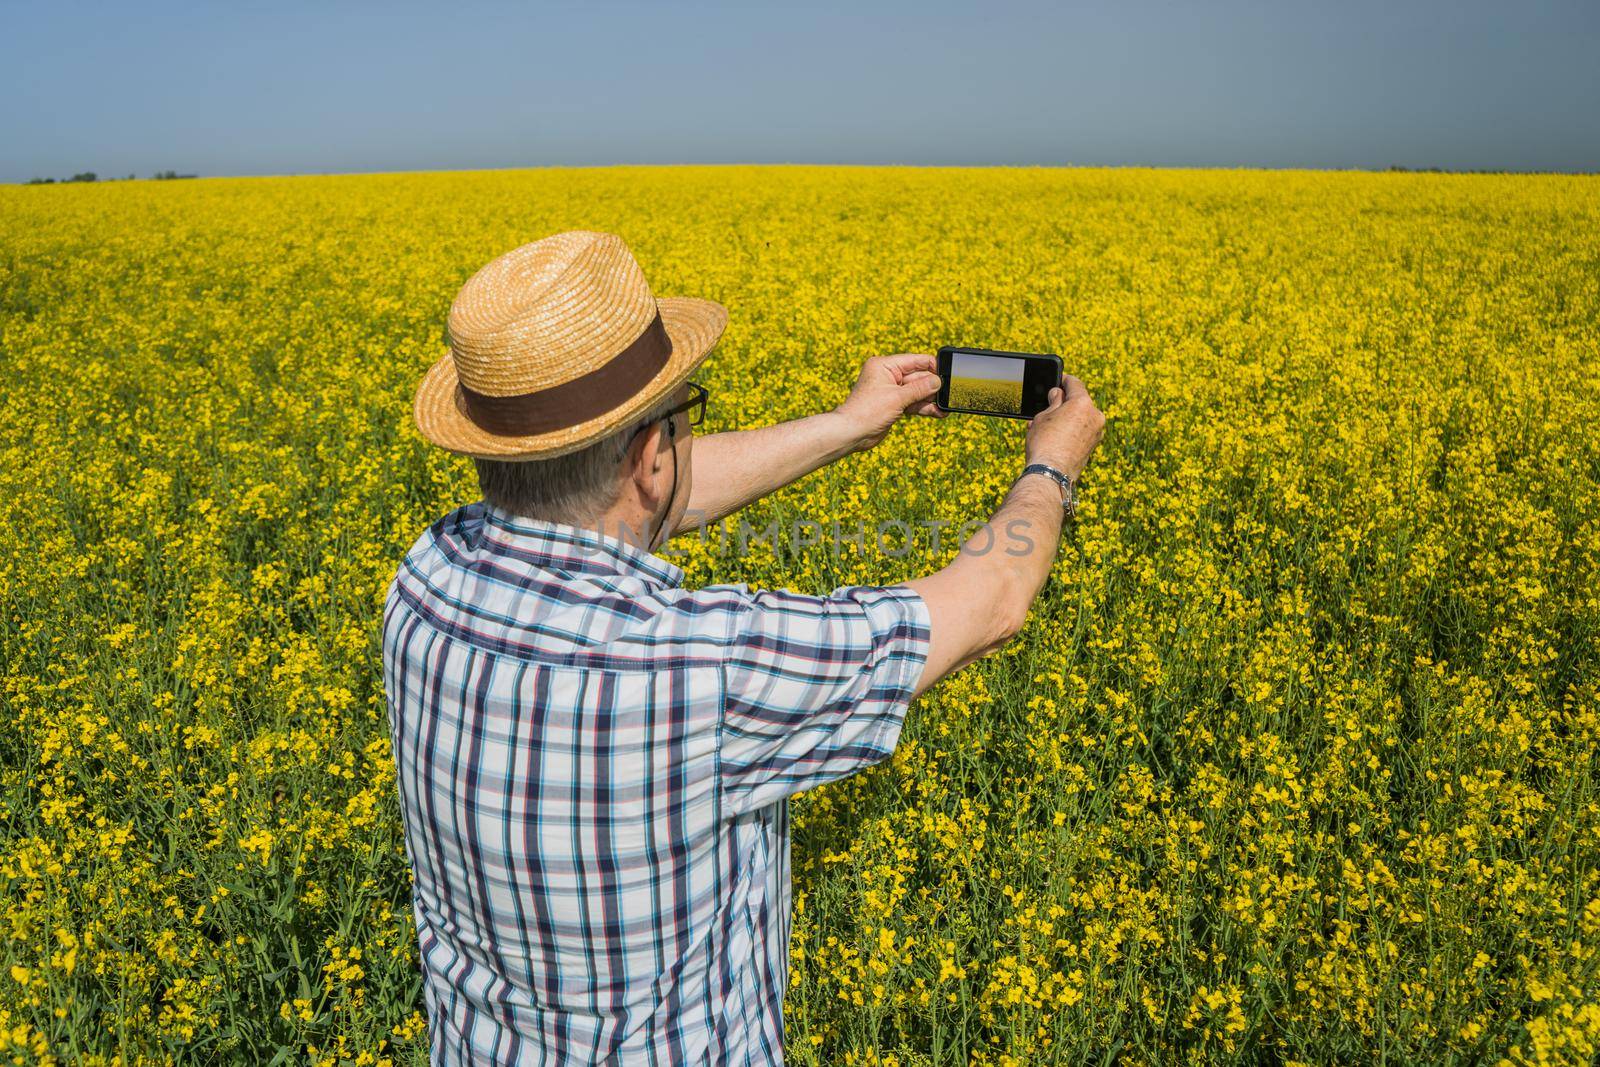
[2, 166, 1598, 1064]
[947, 376, 1024, 415]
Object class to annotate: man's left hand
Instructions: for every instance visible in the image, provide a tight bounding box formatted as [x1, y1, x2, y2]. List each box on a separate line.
[833, 353, 945, 452]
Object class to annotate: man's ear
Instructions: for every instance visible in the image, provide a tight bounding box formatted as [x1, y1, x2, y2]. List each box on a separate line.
[627, 421, 666, 504]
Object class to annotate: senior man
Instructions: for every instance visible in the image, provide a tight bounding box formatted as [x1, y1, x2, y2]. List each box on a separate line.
[384, 231, 1104, 1065]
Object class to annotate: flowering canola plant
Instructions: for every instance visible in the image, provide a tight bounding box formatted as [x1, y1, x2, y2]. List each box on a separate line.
[2, 166, 1598, 1064]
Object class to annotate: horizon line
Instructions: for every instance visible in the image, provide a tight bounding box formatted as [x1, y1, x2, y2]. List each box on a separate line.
[14, 160, 1600, 186]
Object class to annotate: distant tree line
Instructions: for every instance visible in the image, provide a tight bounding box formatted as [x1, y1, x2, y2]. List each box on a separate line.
[24, 170, 197, 184]
[1383, 166, 1594, 175]
[17, 165, 1590, 185]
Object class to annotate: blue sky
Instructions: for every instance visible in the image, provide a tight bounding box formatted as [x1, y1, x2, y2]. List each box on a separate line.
[3, 0, 1597, 182]
[952, 353, 1027, 383]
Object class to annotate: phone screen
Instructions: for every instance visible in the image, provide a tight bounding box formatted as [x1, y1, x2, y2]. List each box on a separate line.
[937, 347, 1061, 419]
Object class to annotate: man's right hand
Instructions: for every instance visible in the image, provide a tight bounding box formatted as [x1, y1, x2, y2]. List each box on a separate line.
[1025, 373, 1105, 480]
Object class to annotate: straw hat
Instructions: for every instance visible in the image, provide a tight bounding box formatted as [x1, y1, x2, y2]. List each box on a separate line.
[413, 230, 727, 459]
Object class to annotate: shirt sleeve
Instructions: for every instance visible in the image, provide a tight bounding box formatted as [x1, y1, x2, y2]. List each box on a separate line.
[718, 584, 931, 815]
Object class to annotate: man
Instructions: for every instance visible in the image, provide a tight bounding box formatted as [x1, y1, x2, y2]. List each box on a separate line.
[384, 230, 1104, 1065]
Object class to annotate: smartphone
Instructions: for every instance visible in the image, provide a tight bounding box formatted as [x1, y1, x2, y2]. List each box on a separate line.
[935, 346, 1063, 420]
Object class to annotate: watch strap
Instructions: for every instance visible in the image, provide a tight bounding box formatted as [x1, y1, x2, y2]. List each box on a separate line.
[1019, 462, 1077, 515]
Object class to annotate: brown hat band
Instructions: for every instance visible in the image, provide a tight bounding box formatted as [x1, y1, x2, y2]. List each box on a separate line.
[456, 311, 674, 437]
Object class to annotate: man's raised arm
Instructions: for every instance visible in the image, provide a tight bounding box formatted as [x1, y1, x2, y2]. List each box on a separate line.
[676, 354, 942, 531]
[903, 374, 1105, 696]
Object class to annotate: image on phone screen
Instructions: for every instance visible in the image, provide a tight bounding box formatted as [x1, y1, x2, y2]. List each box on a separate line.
[948, 351, 1026, 415]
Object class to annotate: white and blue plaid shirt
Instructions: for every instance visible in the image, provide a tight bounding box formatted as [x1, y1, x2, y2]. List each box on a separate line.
[382, 502, 930, 1065]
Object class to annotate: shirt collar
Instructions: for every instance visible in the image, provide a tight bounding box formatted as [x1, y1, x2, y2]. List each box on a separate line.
[478, 502, 685, 588]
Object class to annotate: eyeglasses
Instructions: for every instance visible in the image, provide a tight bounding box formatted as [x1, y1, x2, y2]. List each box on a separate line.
[632, 381, 709, 443]
[663, 381, 708, 430]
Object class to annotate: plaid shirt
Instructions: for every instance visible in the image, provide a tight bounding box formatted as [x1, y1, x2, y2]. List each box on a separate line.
[381, 502, 930, 1065]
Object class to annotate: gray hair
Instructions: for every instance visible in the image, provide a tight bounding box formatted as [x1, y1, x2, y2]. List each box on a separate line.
[474, 391, 677, 524]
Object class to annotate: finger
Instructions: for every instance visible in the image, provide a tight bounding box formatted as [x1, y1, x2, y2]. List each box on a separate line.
[879, 353, 938, 381]
[1059, 374, 1085, 401]
[1044, 386, 1065, 411]
[900, 371, 942, 399]
[908, 399, 946, 417]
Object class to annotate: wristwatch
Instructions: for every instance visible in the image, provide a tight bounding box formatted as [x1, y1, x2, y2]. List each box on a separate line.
[1019, 462, 1078, 516]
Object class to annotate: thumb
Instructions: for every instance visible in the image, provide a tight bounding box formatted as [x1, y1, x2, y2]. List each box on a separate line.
[901, 371, 941, 401]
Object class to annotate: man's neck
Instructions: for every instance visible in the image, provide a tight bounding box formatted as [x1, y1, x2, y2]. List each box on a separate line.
[584, 506, 660, 554]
